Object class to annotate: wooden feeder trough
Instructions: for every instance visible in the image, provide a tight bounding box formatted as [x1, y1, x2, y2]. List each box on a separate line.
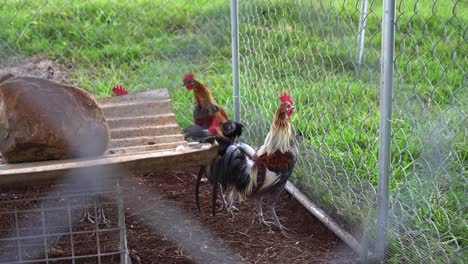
[0, 88, 217, 263]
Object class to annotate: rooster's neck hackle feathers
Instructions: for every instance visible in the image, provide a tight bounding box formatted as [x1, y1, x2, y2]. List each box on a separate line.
[183, 73, 221, 115]
[256, 102, 292, 156]
[192, 80, 219, 114]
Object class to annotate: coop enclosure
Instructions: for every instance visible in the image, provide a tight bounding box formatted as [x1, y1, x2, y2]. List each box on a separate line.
[0, 0, 466, 263]
[0, 177, 127, 263]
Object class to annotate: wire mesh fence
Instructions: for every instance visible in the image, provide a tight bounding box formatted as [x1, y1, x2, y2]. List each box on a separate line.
[0, 0, 466, 263]
[238, 0, 466, 263]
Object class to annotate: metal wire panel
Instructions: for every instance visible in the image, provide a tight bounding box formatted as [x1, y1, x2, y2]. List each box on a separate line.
[0, 179, 126, 263]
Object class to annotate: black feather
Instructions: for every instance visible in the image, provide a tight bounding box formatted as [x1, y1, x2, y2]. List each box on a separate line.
[221, 121, 243, 140]
[218, 145, 252, 193]
[184, 121, 243, 144]
[183, 124, 210, 141]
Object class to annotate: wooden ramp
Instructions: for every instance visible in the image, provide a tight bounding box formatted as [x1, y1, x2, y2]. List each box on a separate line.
[0, 89, 217, 185]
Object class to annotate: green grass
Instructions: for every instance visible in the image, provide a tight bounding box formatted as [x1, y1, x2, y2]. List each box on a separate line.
[0, 0, 466, 262]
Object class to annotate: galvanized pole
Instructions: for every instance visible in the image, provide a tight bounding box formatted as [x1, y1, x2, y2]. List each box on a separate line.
[231, 0, 240, 122]
[376, 0, 396, 261]
[117, 176, 129, 263]
[357, 0, 369, 66]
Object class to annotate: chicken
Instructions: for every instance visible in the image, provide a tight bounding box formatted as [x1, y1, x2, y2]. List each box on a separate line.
[181, 73, 240, 212]
[81, 85, 128, 226]
[182, 73, 228, 139]
[211, 93, 296, 230]
[195, 120, 244, 214]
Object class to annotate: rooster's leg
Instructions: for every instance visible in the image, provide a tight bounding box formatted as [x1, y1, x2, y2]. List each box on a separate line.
[95, 194, 111, 226]
[255, 194, 269, 227]
[226, 189, 238, 219]
[267, 190, 287, 231]
[80, 196, 95, 224]
[218, 187, 228, 211]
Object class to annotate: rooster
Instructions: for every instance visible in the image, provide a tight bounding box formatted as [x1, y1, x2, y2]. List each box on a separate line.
[181, 73, 245, 213]
[211, 93, 296, 230]
[182, 73, 228, 140]
[81, 85, 128, 226]
[195, 120, 244, 214]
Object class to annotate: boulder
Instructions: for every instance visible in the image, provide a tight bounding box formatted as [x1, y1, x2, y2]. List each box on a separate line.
[0, 75, 109, 163]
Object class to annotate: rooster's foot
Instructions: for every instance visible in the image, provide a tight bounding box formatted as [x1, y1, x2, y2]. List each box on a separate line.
[217, 200, 228, 212]
[275, 223, 289, 231]
[227, 206, 238, 220]
[96, 208, 111, 227]
[227, 205, 239, 212]
[259, 219, 273, 227]
[80, 208, 95, 224]
[280, 229, 292, 238]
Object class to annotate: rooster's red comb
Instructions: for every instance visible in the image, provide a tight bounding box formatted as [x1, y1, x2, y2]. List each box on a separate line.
[279, 93, 293, 105]
[183, 73, 195, 83]
[112, 85, 129, 96]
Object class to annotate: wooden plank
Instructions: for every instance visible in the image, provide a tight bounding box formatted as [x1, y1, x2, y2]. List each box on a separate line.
[109, 135, 185, 148]
[0, 143, 218, 185]
[106, 114, 177, 129]
[109, 125, 181, 139]
[101, 100, 173, 118]
[106, 141, 188, 155]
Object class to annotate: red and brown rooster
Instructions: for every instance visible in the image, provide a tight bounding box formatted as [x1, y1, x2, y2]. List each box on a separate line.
[211, 93, 297, 230]
[182, 74, 246, 213]
[182, 73, 228, 139]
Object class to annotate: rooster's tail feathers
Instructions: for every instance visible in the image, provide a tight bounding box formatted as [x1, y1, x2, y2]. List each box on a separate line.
[237, 142, 256, 158]
[216, 145, 254, 201]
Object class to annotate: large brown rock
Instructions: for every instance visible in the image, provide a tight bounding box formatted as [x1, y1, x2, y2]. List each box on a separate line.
[0, 75, 109, 163]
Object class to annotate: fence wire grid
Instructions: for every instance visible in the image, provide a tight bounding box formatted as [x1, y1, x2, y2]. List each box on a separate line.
[0, 177, 127, 263]
[0, 0, 466, 263]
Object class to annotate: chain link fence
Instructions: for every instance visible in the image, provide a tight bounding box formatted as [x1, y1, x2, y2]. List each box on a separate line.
[0, 0, 466, 263]
[238, 0, 466, 263]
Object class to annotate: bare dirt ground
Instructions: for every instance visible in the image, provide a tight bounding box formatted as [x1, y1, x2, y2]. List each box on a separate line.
[123, 169, 358, 264]
[0, 55, 72, 84]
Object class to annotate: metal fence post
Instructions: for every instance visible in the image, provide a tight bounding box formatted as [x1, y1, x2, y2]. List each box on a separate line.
[375, 0, 396, 261]
[117, 176, 129, 264]
[231, 0, 240, 123]
[357, 0, 369, 66]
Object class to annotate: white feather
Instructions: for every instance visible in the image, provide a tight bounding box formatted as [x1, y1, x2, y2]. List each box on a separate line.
[256, 127, 291, 156]
[246, 158, 254, 169]
[239, 158, 256, 202]
[175, 145, 185, 151]
[259, 169, 280, 190]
